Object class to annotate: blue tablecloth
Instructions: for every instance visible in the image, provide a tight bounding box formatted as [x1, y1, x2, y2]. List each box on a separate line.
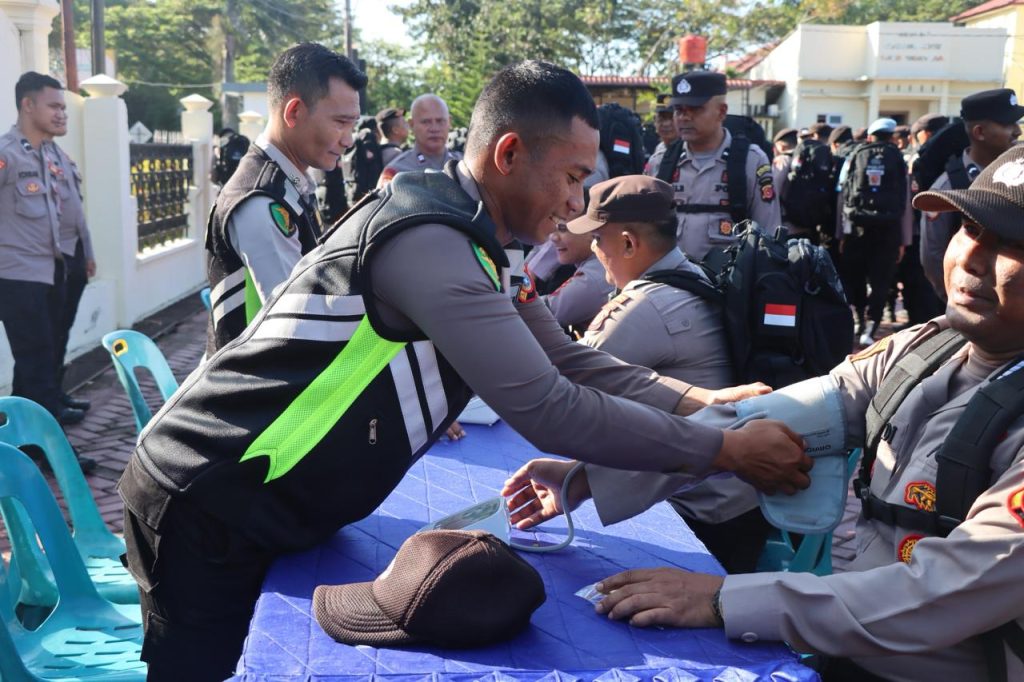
[233, 422, 816, 681]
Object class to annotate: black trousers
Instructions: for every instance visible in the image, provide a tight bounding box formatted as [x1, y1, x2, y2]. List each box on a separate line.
[123, 502, 275, 681]
[55, 241, 89, 390]
[0, 266, 63, 415]
[842, 226, 901, 327]
[898, 234, 944, 324]
[674, 504, 773, 574]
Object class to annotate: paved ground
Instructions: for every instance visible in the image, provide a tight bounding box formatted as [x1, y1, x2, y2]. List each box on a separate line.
[2, 299, 904, 571]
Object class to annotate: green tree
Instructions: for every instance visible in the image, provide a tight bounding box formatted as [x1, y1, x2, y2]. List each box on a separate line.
[360, 39, 428, 116]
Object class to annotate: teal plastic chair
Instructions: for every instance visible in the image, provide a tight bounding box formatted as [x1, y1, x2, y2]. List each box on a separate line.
[756, 449, 863, 576]
[200, 286, 212, 311]
[0, 443, 145, 681]
[0, 397, 139, 607]
[101, 330, 179, 433]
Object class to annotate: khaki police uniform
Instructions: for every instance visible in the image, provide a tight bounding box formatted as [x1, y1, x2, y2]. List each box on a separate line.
[644, 143, 666, 177]
[585, 319, 1024, 681]
[541, 253, 614, 330]
[919, 150, 982, 300]
[0, 125, 70, 415]
[668, 128, 780, 260]
[377, 144, 461, 186]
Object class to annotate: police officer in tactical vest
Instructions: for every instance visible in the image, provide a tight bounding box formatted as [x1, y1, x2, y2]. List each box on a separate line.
[205, 43, 363, 355]
[119, 55, 814, 680]
[920, 88, 1023, 300]
[656, 70, 780, 261]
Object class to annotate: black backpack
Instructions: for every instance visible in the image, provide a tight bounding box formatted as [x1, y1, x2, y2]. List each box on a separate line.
[317, 166, 349, 225]
[843, 142, 907, 229]
[597, 103, 646, 177]
[912, 119, 971, 193]
[341, 124, 384, 206]
[214, 131, 249, 185]
[783, 139, 835, 228]
[646, 225, 853, 389]
[724, 114, 772, 159]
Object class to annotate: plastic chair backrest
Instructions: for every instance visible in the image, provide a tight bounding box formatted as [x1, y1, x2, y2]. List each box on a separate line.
[0, 444, 143, 681]
[200, 286, 212, 311]
[101, 329, 179, 433]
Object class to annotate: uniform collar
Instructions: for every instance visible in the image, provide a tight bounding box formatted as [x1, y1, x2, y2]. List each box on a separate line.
[963, 148, 984, 174]
[10, 124, 38, 152]
[413, 143, 450, 166]
[455, 160, 482, 202]
[684, 127, 732, 159]
[255, 134, 314, 196]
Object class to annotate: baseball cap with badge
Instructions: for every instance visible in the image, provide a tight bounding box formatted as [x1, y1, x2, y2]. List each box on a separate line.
[960, 88, 1024, 125]
[669, 70, 727, 107]
[313, 530, 546, 648]
[914, 144, 1024, 241]
[567, 175, 676, 234]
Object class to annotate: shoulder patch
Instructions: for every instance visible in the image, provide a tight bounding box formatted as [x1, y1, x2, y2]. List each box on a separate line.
[760, 184, 775, 202]
[904, 481, 936, 512]
[516, 269, 537, 304]
[269, 202, 295, 237]
[848, 335, 893, 362]
[0, 158, 6, 171]
[898, 534, 923, 564]
[755, 163, 771, 177]
[1007, 487, 1024, 529]
[471, 242, 501, 291]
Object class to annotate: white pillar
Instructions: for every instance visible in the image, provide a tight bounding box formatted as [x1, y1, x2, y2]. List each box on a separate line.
[81, 74, 135, 326]
[2, 0, 60, 75]
[867, 81, 880, 125]
[180, 93, 214, 241]
[238, 110, 265, 142]
[939, 81, 951, 117]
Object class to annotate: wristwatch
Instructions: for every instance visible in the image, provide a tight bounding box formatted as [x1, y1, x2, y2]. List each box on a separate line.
[711, 585, 725, 627]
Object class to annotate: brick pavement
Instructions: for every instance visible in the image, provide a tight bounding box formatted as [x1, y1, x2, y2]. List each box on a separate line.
[1, 301, 906, 569]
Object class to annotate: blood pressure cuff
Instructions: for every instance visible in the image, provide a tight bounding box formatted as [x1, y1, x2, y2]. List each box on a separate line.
[684, 376, 850, 534]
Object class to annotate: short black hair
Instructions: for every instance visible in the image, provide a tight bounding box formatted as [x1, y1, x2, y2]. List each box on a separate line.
[267, 42, 367, 111]
[466, 60, 599, 158]
[380, 116, 403, 138]
[625, 218, 678, 252]
[872, 130, 894, 142]
[15, 71, 63, 111]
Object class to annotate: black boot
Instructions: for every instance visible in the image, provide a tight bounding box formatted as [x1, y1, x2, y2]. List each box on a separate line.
[60, 393, 91, 411]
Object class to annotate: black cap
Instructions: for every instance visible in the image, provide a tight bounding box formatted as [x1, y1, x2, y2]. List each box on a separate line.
[375, 107, 405, 123]
[809, 122, 833, 137]
[669, 70, 727, 107]
[961, 89, 1024, 125]
[828, 125, 852, 146]
[914, 144, 1024, 241]
[911, 113, 949, 136]
[313, 530, 545, 648]
[773, 127, 798, 145]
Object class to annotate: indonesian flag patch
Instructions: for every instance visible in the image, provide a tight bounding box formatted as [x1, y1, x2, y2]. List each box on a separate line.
[612, 138, 631, 155]
[763, 303, 797, 328]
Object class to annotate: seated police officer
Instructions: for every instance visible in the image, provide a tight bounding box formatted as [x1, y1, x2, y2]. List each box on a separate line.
[572, 175, 766, 573]
[205, 43, 357, 354]
[541, 221, 614, 332]
[119, 54, 812, 681]
[506, 144, 1024, 681]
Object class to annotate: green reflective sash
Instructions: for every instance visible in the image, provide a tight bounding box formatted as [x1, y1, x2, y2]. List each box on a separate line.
[240, 316, 405, 482]
[244, 269, 262, 323]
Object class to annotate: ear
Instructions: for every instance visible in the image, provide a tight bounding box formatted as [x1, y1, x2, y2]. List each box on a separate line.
[971, 122, 987, 142]
[622, 229, 637, 258]
[282, 97, 305, 130]
[492, 132, 524, 177]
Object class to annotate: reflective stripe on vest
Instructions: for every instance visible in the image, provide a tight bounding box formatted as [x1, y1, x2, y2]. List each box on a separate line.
[241, 315, 405, 482]
[239, 293, 450, 482]
[211, 268, 246, 326]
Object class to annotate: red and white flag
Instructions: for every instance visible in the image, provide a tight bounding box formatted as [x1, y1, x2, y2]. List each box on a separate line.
[763, 303, 797, 327]
[612, 138, 631, 155]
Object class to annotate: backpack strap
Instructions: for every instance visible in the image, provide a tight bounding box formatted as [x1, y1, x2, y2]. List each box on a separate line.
[859, 328, 967, 494]
[935, 357, 1024, 521]
[657, 139, 683, 183]
[642, 269, 723, 304]
[725, 136, 750, 225]
[945, 154, 971, 190]
[985, 620, 1024, 682]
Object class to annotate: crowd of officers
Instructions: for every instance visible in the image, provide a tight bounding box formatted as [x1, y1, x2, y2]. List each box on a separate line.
[3, 42, 1023, 682]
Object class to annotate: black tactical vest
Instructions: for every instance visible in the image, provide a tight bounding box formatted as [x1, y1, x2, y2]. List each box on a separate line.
[123, 166, 509, 552]
[205, 145, 322, 355]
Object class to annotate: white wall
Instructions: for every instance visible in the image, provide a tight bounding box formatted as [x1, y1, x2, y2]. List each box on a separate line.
[0, 10, 19, 122]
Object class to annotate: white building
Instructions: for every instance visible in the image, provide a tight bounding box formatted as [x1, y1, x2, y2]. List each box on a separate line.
[742, 22, 1007, 130]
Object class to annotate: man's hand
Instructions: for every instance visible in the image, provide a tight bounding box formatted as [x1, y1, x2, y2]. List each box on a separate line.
[713, 419, 812, 495]
[501, 458, 590, 529]
[445, 421, 465, 441]
[672, 382, 771, 416]
[86, 259, 97, 278]
[595, 568, 724, 628]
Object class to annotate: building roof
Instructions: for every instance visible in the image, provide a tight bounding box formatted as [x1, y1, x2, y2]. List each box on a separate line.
[579, 74, 782, 90]
[951, 0, 1024, 22]
[728, 42, 779, 74]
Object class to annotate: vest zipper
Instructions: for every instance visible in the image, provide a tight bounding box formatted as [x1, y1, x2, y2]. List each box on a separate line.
[368, 418, 378, 445]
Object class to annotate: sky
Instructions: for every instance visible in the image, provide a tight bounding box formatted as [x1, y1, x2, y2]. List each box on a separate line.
[348, 0, 414, 46]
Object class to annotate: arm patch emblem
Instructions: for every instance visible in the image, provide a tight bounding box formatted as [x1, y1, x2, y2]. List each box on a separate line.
[269, 202, 295, 237]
